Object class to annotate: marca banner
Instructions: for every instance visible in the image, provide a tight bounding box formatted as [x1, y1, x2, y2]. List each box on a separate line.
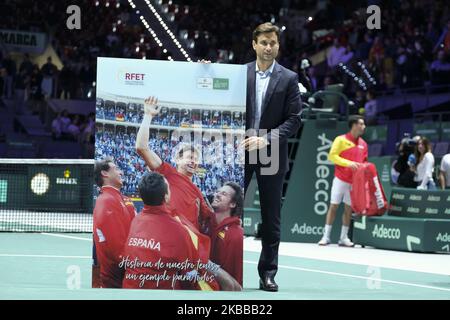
[93, 57, 246, 291]
[0, 29, 47, 54]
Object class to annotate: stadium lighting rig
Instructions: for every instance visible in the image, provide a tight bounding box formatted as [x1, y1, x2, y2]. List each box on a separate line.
[142, 0, 192, 61]
[338, 61, 377, 91]
[126, 0, 175, 61]
[126, 0, 187, 61]
[357, 61, 377, 86]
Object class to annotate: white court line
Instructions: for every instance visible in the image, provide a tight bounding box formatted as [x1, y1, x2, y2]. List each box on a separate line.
[35, 234, 450, 293]
[244, 238, 450, 276]
[2, 254, 448, 293]
[2, 250, 448, 293]
[244, 260, 450, 293]
[40, 233, 91, 241]
[0, 254, 90, 259]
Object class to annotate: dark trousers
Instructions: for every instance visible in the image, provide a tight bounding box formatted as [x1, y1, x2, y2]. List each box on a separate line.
[245, 164, 285, 279]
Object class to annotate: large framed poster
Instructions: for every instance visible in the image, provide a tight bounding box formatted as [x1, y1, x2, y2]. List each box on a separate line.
[93, 57, 246, 291]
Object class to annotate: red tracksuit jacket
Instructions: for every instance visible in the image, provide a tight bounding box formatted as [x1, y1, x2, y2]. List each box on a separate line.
[351, 163, 388, 216]
[210, 216, 243, 286]
[329, 132, 368, 183]
[122, 204, 219, 290]
[93, 186, 136, 288]
[155, 162, 213, 230]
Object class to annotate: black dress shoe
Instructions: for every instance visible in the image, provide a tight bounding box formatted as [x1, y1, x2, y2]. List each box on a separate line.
[259, 276, 278, 292]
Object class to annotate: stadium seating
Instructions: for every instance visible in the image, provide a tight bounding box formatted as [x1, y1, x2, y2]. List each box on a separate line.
[368, 143, 383, 157]
[433, 142, 449, 157]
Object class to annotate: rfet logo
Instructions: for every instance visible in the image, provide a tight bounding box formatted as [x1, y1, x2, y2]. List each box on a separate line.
[117, 69, 147, 85]
[125, 73, 145, 80]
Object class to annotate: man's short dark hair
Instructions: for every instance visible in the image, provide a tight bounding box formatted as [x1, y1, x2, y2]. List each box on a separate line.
[348, 115, 365, 129]
[138, 172, 168, 206]
[253, 22, 280, 43]
[224, 182, 244, 217]
[94, 157, 113, 187]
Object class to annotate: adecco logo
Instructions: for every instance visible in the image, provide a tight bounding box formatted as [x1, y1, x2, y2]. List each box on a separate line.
[392, 193, 405, 200]
[314, 134, 334, 216]
[436, 233, 450, 243]
[424, 208, 438, 214]
[371, 224, 401, 239]
[291, 223, 324, 235]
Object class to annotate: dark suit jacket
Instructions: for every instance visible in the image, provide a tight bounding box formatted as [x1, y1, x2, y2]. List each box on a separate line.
[246, 61, 302, 173]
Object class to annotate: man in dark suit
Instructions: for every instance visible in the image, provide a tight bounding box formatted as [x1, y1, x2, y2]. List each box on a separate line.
[241, 22, 302, 292]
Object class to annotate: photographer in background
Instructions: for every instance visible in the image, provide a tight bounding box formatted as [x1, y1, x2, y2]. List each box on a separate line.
[392, 135, 419, 188]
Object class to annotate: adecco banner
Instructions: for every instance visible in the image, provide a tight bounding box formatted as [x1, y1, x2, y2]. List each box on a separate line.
[353, 215, 450, 253]
[281, 119, 348, 243]
[0, 29, 47, 54]
[388, 187, 450, 219]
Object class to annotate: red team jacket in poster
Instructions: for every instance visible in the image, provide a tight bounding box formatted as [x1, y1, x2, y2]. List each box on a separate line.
[210, 216, 243, 286]
[155, 162, 213, 230]
[93, 186, 136, 288]
[122, 204, 219, 290]
[351, 163, 388, 216]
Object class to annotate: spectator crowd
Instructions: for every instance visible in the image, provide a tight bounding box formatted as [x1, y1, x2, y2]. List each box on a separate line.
[95, 125, 245, 197]
[0, 0, 169, 101]
[163, 0, 450, 97]
[96, 98, 245, 129]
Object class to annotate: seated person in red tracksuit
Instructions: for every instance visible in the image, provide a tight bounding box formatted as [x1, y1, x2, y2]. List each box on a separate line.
[92, 158, 137, 288]
[122, 172, 242, 291]
[135, 96, 213, 232]
[209, 182, 244, 286]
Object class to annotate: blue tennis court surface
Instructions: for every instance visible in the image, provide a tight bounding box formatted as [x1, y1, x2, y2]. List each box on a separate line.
[0, 233, 449, 299]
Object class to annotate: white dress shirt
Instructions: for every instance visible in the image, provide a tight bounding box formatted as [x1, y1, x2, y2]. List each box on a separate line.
[254, 61, 275, 129]
[440, 154, 450, 187]
[414, 152, 435, 189]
